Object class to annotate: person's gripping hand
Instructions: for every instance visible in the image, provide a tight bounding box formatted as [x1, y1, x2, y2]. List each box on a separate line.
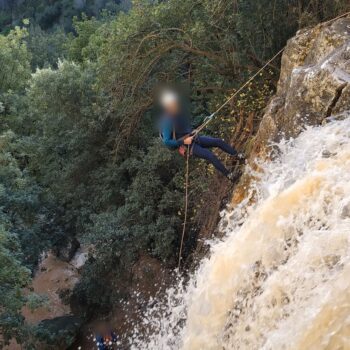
[183, 136, 194, 145]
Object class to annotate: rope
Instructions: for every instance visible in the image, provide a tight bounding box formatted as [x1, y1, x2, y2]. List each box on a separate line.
[194, 47, 284, 135]
[194, 10, 350, 135]
[178, 145, 190, 270]
[321, 10, 350, 25]
[176, 10, 350, 270]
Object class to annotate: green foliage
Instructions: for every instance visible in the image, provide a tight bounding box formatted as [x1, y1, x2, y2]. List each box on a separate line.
[0, 131, 50, 269]
[0, 26, 31, 138]
[26, 57, 185, 312]
[0, 28, 54, 269]
[68, 15, 106, 62]
[34, 316, 82, 349]
[95, 0, 294, 152]
[235, 0, 299, 60]
[1, 0, 350, 344]
[23, 0, 350, 319]
[27, 24, 69, 69]
[27, 61, 104, 230]
[0, 24, 58, 346]
[117, 142, 184, 259]
[0, 26, 31, 94]
[0, 225, 31, 346]
[0, 0, 128, 33]
[296, 0, 350, 26]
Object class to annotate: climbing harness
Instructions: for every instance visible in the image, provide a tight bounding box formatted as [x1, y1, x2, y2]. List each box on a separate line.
[178, 144, 192, 157]
[159, 122, 194, 157]
[177, 10, 350, 271]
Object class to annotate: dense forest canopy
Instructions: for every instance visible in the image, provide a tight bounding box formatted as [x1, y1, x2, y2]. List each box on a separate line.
[1, 0, 350, 347]
[0, 0, 130, 32]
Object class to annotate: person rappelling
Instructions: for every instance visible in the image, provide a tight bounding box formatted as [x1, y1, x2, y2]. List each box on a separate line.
[159, 89, 244, 181]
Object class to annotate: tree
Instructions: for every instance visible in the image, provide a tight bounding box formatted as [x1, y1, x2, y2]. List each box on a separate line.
[0, 225, 31, 346]
[0, 26, 30, 93]
[27, 24, 69, 69]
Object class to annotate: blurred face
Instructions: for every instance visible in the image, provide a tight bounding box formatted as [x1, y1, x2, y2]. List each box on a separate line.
[165, 100, 180, 116]
[160, 90, 181, 116]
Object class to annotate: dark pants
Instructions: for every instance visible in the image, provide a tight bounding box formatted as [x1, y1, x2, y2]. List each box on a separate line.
[192, 136, 237, 176]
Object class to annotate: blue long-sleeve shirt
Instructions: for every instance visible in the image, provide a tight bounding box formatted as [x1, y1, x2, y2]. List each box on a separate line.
[160, 113, 192, 149]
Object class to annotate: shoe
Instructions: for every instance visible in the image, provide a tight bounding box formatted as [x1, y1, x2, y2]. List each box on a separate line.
[237, 153, 246, 163]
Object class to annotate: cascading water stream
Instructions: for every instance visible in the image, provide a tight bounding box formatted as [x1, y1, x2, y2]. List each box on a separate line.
[131, 114, 350, 350]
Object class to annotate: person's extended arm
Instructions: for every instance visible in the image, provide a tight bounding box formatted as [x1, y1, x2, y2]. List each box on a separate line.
[162, 119, 184, 148]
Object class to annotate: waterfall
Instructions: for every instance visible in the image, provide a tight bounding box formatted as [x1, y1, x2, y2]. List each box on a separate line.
[132, 115, 350, 350]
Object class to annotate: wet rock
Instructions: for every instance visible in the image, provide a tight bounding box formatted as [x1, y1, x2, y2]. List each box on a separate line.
[322, 150, 337, 158]
[323, 254, 341, 269]
[256, 17, 350, 152]
[70, 246, 90, 270]
[232, 16, 350, 205]
[341, 202, 350, 218]
[56, 237, 80, 262]
[333, 84, 350, 115]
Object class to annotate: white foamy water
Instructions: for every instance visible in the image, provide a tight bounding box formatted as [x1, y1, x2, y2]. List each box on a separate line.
[132, 114, 350, 350]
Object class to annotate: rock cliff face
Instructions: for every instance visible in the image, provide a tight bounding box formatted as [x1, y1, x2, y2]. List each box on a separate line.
[232, 16, 350, 204]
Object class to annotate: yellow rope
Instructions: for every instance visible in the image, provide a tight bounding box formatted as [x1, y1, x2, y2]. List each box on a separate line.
[178, 146, 190, 270]
[194, 47, 285, 135]
[322, 10, 350, 25]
